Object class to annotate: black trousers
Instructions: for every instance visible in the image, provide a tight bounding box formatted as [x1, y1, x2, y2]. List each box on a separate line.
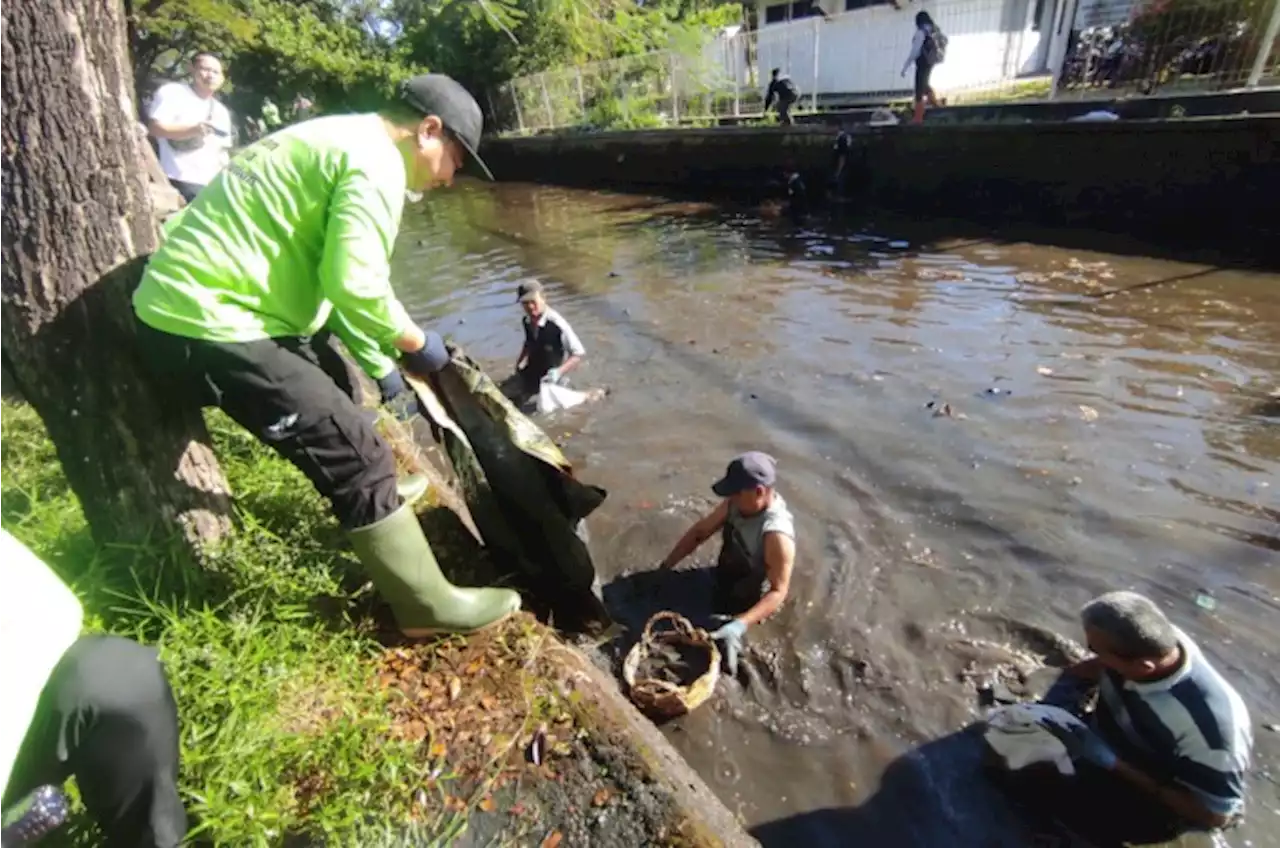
[2, 636, 187, 847]
[914, 60, 936, 101]
[135, 319, 399, 529]
[167, 179, 204, 204]
[776, 98, 794, 125]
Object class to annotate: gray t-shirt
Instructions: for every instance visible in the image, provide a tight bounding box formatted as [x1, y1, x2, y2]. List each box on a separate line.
[723, 492, 795, 584]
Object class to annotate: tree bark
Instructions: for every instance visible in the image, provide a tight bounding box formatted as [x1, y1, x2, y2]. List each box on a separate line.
[1, 0, 232, 551]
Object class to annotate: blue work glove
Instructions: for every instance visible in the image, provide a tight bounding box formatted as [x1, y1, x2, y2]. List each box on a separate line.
[1037, 719, 1118, 770]
[401, 330, 450, 379]
[542, 366, 562, 384]
[376, 370, 415, 423]
[709, 616, 748, 676]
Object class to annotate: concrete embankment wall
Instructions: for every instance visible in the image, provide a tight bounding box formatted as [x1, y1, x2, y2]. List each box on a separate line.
[482, 118, 1280, 262]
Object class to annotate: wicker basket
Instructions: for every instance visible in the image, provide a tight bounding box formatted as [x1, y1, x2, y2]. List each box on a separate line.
[623, 612, 720, 720]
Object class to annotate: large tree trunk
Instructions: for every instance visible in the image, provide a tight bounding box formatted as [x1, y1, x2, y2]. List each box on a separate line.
[1, 0, 232, 551]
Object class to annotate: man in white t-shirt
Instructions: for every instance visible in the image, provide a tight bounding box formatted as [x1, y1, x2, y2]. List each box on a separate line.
[146, 53, 233, 203]
[657, 452, 797, 675]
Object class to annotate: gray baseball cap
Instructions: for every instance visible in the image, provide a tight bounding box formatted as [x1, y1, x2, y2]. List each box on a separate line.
[516, 279, 544, 303]
[711, 452, 777, 496]
[399, 73, 494, 180]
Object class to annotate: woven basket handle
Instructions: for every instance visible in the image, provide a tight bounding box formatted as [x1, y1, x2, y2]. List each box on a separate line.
[632, 677, 683, 698]
[642, 611, 699, 644]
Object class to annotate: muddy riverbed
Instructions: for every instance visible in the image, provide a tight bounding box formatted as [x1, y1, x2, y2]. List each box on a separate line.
[393, 183, 1280, 847]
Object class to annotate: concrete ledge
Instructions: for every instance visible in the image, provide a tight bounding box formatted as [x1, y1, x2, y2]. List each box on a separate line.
[483, 117, 1280, 263]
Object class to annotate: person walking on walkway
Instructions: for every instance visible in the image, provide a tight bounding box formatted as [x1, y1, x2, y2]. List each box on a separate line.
[764, 68, 800, 126]
[902, 12, 946, 124]
[131, 74, 521, 638]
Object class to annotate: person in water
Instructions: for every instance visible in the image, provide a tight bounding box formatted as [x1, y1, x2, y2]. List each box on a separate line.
[829, 130, 852, 199]
[131, 74, 522, 638]
[658, 452, 796, 675]
[514, 279, 586, 396]
[783, 158, 808, 221]
[1002, 591, 1253, 841]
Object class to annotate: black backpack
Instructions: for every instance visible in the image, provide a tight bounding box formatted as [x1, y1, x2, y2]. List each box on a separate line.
[778, 75, 800, 100]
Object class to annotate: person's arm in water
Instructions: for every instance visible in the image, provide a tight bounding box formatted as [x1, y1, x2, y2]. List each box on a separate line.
[1045, 706, 1243, 829]
[1109, 760, 1234, 829]
[735, 530, 794, 626]
[659, 501, 729, 569]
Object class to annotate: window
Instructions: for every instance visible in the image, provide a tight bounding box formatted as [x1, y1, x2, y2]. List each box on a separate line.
[1032, 0, 1047, 30]
[762, 0, 829, 24]
[845, 0, 891, 9]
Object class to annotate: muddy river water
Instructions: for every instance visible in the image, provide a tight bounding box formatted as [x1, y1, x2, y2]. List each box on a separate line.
[394, 183, 1280, 846]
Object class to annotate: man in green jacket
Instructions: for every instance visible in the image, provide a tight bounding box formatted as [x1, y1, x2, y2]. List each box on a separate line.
[1, 530, 187, 846]
[132, 74, 520, 637]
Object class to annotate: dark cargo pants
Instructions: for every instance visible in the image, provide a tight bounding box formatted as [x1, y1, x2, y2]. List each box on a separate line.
[135, 318, 399, 529]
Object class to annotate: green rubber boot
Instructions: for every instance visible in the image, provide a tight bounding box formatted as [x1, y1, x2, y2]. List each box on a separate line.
[349, 503, 521, 636]
[396, 473, 429, 506]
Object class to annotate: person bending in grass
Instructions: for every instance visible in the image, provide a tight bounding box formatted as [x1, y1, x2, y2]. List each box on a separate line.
[1, 530, 187, 847]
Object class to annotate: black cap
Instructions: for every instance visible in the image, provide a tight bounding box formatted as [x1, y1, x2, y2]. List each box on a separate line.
[711, 452, 777, 497]
[399, 74, 494, 180]
[516, 279, 544, 303]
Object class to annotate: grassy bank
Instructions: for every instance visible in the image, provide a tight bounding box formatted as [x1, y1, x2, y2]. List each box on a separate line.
[3, 400, 751, 848]
[0, 402, 567, 845]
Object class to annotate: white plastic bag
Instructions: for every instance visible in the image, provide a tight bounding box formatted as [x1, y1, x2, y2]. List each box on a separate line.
[983, 703, 1087, 775]
[537, 382, 592, 415]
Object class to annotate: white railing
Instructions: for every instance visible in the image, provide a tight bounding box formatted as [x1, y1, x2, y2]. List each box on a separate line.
[491, 0, 1279, 132]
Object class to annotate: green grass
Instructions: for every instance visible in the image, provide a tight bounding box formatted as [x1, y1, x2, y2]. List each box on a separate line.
[0, 401, 459, 846]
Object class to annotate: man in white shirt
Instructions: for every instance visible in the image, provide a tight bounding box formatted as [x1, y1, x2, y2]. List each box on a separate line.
[657, 452, 797, 676]
[513, 279, 586, 395]
[146, 53, 233, 203]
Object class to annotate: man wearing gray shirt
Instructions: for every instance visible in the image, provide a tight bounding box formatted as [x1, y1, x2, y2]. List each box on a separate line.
[658, 452, 796, 674]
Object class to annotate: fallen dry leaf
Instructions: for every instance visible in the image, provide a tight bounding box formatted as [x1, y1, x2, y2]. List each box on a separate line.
[429, 740, 448, 759]
[444, 794, 467, 813]
[1036, 366, 1054, 376]
[541, 831, 563, 848]
[479, 795, 496, 812]
[448, 677, 462, 702]
[592, 788, 612, 807]
[1078, 405, 1100, 422]
[479, 695, 497, 711]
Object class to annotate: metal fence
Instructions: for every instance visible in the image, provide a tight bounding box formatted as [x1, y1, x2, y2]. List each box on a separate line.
[491, 0, 1280, 133]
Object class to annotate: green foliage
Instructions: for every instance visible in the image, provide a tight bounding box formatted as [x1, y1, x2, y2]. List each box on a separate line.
[132, 0, 419, 118]
[129, 0, 741, 131]
[1127, 0, 1270, 77]
[584, 94, 667, 129]
[1, 402, 453, 844]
